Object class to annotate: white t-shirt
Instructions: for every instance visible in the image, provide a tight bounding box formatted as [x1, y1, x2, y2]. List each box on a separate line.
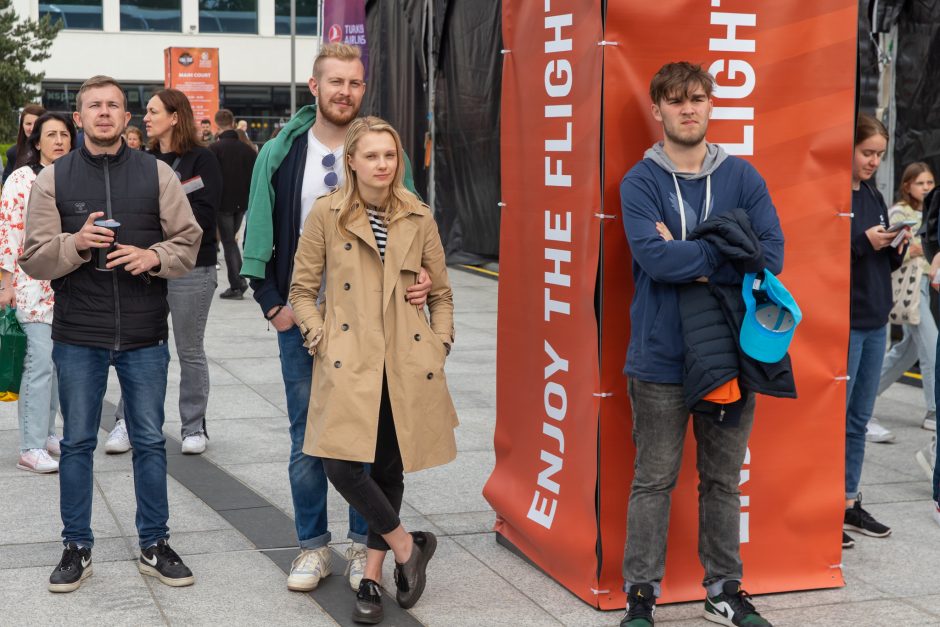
[300, 128, 345, 232]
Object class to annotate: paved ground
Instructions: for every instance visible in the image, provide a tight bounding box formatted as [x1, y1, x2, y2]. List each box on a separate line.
[2, 265, 940, 626]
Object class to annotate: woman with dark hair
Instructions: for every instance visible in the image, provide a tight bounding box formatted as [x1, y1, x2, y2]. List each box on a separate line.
[842, 113, 912, 548]
[105, 88, 222, 456]
[2, 103, 46, 184]
[0, 112, 76, 472]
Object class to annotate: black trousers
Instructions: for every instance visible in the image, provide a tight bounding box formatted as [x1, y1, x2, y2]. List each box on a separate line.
[323, 374, 404, 551]
[217, 210, 247, 291]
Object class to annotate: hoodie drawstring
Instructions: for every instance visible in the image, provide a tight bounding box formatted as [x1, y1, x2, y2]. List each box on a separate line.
[671, 172, 711, 240]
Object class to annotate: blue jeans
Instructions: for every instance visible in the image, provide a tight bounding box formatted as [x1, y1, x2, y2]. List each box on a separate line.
[18, 322, 58, 451]
[846, 326, 887, 499]
[54, 341, 171, 549]
[277, 326, 368, 548]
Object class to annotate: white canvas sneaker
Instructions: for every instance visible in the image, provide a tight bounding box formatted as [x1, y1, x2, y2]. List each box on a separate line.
[865, 418, 895, 443]
[46, 434, 62, 456]
[181, 433, 207, 455]
[915, 436, 936, 482]
[344, 542, 368, 590]
[105, 419, 131, 454]
[287, 546, 332, 591]
[17, 448, 59, 473]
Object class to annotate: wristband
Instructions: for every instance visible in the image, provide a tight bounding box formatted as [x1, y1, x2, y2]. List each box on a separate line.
[264, 304, 285, 321]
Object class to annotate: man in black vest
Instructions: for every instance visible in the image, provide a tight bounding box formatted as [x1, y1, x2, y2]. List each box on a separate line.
[20, 75, 203, 594]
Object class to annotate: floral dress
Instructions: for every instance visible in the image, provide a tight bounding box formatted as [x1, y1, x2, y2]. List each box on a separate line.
[0, 166, 54, 324]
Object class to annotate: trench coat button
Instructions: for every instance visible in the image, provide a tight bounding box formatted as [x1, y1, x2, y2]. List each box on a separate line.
[334, 361, 342, 368]
[426, 372, 433, 380]
[414, 333, 421, 341]
[342, 323, 349, 331]
[344, 282, 351, 290]
[344, 242, 352, 250]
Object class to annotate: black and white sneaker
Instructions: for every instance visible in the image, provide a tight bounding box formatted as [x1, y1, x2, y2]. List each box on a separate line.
[138, 539, 194, 587]
[48, 543, 93, 593]
[704, 580, 771, 626]
[842, 532, 855, 549]
[843, 497, 891, 537]
[620, 583, 656, 626]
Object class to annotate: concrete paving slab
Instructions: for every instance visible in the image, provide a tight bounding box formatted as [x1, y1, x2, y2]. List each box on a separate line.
[149, 550, 336, 626]
[427, 510, 496, 536]
[760, 598, 937, 625]
[181, 417, 292, 465]
[0, 560, 164, 624]
[214, 356, 287, 385]
[205, 336, 286, 359]
[404, 451, 495, 515]
[163, 383, 285, 422]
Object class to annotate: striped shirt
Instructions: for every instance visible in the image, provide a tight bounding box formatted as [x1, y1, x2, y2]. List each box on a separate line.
[366, 207, 388, 261]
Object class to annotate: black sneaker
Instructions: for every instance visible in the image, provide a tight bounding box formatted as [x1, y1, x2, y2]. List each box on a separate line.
[219, 288, 244, 300]
[48, 543, 93, 593]
[138, 539, 195, 587]
[620, 583, 656, 626]
[393, 531, 436, 609]
[843, 497, 891, 537]
[703, 580, 771, 626]
[352, 578, 384, 624]
[842, 532, 855, 549]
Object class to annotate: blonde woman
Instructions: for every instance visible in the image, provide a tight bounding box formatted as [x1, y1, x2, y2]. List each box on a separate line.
[289, 117, 456, 624]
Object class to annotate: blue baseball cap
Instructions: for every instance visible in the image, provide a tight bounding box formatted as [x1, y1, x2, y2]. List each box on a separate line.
[740, 271, 802, 363]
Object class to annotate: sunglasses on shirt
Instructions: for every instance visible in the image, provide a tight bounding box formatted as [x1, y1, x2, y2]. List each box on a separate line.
[322, 153, 338, 189]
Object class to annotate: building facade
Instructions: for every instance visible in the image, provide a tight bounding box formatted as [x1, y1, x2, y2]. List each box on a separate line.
[16, 0, 322, 141]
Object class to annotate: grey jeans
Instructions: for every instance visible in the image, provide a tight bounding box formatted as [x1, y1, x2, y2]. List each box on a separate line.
[117, 265, 217, 437]
[622, 379, 754, 598]
[18, 322, 58, 451]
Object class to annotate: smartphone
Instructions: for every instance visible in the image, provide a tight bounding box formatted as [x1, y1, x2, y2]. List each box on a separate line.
[886, 219, 918, 232]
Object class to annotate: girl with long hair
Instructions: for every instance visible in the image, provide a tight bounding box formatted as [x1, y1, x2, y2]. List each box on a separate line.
[2, 103, 46, 184]
[872, 162, 937, 441]
[105, 88, 222, 456]
[842, 113, 912, 547]
[289, 117, 457, 624]
[0, 112, 76, 472]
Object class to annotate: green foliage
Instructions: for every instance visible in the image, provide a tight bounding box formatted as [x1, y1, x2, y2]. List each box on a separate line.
[0, 0, 61, 141]
[0, 142, 12, 168]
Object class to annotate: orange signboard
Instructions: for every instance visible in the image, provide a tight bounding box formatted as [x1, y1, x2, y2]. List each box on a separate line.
[489, 0, 857, 609]
[164, 47, 220, 130]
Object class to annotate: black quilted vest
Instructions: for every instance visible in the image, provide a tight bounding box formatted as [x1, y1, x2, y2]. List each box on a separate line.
[52, 144, 168, 350]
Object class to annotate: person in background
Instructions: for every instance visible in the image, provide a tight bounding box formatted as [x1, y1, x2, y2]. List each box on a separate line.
[200, 118, 214, 143]
[870, 162, 937, 444]
[105, 89, 222, 456]
[125, 126, 145, 151]
[236, 127, 257, 153]
[3, 104, 46, 184]
[209, 108, 255, 299]
[842, 113, 911, 549]
[289, 116, 457, 624]
[0, 112, 76, 473]
[236, 119, 248, 133]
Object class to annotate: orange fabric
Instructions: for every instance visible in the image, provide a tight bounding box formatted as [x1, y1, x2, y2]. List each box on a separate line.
[703, 378, 742, 404]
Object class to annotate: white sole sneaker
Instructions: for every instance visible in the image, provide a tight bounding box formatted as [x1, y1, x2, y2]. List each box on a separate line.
[916, 450, 935, 482]
[138, 562, 195, 587]
[48, 565, 93, 593]
[17, 462, 59, 474]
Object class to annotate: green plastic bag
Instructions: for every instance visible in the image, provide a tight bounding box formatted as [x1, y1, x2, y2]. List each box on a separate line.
[0, 306, 27, 401]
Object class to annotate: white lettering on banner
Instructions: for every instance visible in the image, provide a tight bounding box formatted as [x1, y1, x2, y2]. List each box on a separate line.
[707, 9, 757, 156]
[527, 340, 570, 529]
[739, 447, 751, 543]
[543, 5, 573, 187]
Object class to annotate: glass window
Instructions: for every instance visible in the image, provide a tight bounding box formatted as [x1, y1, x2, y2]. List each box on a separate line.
[120, 0, 181, 32]
[199, 0, 256, 34]
[274, 0, 316, 36]
[39, 0, 102, 30]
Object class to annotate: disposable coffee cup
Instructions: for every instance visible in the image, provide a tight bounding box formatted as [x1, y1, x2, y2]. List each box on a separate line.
[93, 219, 120, 271]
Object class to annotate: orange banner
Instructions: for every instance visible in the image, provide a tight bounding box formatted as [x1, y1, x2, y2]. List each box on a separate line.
[489, 0, 857, 610]
[482, 0, 604, 603]
[164, 47, 220, 131]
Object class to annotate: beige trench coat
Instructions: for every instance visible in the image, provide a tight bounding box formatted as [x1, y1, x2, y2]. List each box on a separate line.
[288, 192, 458, 473]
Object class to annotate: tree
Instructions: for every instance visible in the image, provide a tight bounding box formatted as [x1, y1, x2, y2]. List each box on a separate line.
[0, 0, 61, 141]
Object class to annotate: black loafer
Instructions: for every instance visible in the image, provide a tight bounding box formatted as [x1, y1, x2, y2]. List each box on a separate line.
[352, 578, 384, 624]
[219, 288, 244, 300]
[393, 531, 437, 609]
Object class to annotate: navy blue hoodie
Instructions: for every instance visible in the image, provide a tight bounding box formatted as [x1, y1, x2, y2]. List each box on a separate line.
[620, 142, 784, 384]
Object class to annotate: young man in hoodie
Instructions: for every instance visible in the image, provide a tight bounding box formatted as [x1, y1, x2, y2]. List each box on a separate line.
[618, 62, 784, 627]
[240, 43, 432, 596]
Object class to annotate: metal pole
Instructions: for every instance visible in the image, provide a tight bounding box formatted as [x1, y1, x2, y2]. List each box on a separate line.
[290, 0, 297, 115]
[427, 0, 435, 213]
